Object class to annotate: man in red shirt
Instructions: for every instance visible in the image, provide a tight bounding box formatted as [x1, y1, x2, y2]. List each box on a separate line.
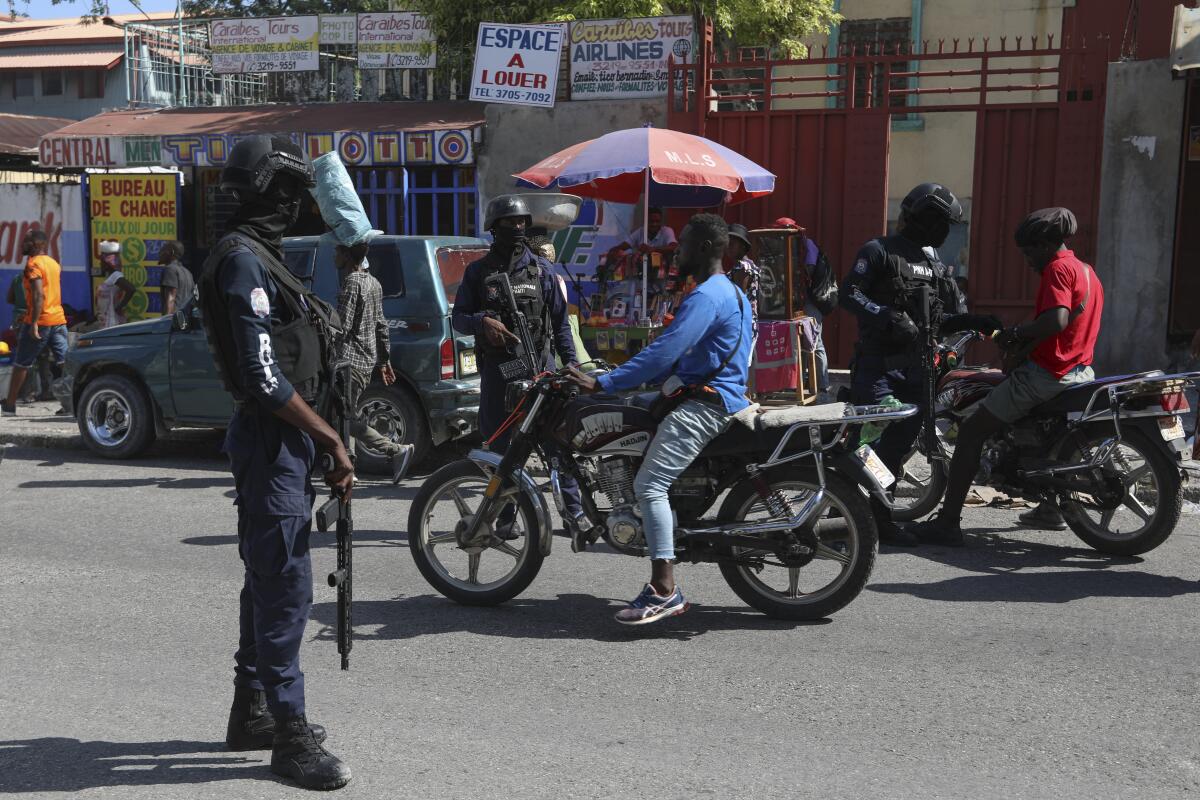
[910, 207, 1104, 546]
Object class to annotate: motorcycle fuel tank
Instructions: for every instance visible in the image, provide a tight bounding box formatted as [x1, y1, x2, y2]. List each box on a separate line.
[559, 399, 656, 455]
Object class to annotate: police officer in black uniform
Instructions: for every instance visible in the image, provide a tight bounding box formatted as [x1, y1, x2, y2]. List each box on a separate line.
[839, 182, 995, 547]
[452, 195, 587, 542]
[198, 135, 352, 791]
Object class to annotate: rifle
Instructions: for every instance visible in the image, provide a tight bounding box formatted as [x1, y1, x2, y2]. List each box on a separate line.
[484, 271, 542, 381]
[316, 363, 353, 671]
[912, 284, 945, 464]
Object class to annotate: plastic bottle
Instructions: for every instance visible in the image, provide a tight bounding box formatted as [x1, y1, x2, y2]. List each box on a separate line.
[858, 395, 904, 446]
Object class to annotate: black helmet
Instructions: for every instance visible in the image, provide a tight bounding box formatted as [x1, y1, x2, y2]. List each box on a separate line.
[900, 182, 964, 225]
[220, 134, 314, 196]
[484, 194, 533, 230]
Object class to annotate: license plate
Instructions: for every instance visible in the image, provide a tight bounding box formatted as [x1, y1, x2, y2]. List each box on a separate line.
[855, 445, 895, 488]
[459, 349, 477, 376]
[1159, 416, 1185, 441]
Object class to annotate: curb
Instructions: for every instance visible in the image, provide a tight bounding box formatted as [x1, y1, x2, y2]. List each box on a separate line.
[0, 432, 83, 451]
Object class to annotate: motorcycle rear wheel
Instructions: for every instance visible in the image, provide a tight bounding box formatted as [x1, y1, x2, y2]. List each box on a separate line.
[716, 468, 877, 620]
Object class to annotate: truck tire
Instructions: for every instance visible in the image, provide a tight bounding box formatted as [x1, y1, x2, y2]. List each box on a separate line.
[76, 373, 157, 459]
[354, 385, 431, 475]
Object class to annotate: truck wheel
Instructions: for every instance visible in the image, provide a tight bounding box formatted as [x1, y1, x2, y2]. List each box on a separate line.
[76, 373, 157, 459]
[354, 385, 431, 475]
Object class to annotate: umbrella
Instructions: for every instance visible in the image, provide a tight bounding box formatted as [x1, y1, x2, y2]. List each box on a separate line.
[514, 126, 775, 324]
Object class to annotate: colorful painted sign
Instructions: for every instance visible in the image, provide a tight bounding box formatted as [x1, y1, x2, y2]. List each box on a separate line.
[0, 183, 88, 332]
[87, 174, 180, 321]
[470, 22, 565, 108]
[357, 12, 436, 69]
[210, 16, 320, 74]
[569, 16, 694, 99]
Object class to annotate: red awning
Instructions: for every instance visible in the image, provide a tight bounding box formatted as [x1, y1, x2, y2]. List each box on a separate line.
[0, 48, 122, 70]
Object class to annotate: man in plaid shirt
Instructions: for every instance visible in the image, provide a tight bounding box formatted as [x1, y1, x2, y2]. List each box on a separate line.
[335, 243, 414, 482]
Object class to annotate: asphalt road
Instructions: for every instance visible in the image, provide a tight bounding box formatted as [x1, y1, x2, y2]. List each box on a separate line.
[2, 442, 1199, 799]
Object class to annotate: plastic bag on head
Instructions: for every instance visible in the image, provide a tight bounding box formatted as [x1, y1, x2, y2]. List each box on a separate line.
[312, 152, 375, 247]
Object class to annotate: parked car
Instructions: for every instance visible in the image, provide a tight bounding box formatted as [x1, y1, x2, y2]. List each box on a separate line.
[56, 235, 486, 472]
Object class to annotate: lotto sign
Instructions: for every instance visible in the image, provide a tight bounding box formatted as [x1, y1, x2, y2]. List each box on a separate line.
[357, 12, 436, 69]
[87, 174, 179, 320]
[210, 16, 320, 74]
[569, 16, 694, 99]
[470, 22, 564, 108]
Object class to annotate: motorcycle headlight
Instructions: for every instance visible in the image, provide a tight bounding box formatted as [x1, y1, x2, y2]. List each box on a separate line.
[505, 380, 533, 412]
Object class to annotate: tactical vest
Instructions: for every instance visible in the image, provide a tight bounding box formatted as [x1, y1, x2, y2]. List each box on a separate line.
[198, 232, 341, 407]
[481, 255, 548, 356]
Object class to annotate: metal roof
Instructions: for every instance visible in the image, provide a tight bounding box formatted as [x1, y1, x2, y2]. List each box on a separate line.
[0, 48, 122, 69]
[0, 12, 176, 47]
[0, 112, 74, 155]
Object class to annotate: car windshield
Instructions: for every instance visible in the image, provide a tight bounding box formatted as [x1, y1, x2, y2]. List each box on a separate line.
[436, 246, 488, 304]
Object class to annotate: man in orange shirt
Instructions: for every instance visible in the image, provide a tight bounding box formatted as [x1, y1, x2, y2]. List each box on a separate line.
[3, 230, 69, 416]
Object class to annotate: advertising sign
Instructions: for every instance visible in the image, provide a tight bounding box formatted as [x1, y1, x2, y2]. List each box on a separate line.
[569, 15, 694, 99]
[210, 16, 320, 74]
[87, 174, 180, 320]
[470, 22, 565, 108]
[320, 14, 357, 46]
[0, 184, 88, 331]
[357, 12, 436, 69]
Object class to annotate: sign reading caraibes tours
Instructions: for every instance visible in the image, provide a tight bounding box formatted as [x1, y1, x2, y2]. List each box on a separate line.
[357, 12, 436, 69]
[210, 16, 320, 74]
[569, 16, 694, 99]
[470, 22, 565, 108]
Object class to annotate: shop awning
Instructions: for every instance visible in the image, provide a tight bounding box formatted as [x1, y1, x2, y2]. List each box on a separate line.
[0, 48, 122, 70]
[38, 101, 487, 169]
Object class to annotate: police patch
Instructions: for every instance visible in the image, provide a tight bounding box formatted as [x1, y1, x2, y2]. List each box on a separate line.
[854, 259, 868, 274]
[250, 287, 270, 318]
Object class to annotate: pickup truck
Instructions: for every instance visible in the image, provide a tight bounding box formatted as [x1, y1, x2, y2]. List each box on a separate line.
[57, 235, 487, 472]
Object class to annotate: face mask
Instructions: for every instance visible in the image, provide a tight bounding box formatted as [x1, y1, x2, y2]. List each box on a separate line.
[902, 212, 951, 248]
[492, 223, 527, 255]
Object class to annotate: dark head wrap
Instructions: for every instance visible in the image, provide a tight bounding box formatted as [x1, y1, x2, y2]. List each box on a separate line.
[1014, 207, 1078, 247]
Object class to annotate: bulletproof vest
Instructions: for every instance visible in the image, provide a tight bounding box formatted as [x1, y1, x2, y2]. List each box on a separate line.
[482, 252, 548, 352]
[873, 245, 940, 316]
[198, 232, 341, 407]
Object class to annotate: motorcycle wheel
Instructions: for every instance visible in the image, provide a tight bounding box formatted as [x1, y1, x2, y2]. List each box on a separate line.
[716, 468, 877, 620]
[408, 459, 545, 606]
[1059, 428, 1182, 556]
[889, 413, 954, 522]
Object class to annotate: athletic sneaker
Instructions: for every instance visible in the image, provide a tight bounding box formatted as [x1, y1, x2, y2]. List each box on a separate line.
[614, 584, 689, 625]
[1, 402, 15, 417]
[1018, 502, 1067, 531]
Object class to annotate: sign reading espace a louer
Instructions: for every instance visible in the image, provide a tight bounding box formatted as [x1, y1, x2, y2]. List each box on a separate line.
[210, 16, 320, 74]
[469, 22, 565, 108]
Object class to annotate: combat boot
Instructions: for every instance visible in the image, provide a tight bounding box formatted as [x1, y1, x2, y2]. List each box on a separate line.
[226, 686, 327, 751]
[271, 715, 352, 791]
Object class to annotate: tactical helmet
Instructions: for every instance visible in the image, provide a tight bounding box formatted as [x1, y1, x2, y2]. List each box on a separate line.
[220, 134, 314, 196]
[900, 182, 964, 225]
[484, 195, 533, 231]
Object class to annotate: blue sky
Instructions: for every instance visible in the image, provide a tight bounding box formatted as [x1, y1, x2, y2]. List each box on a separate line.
[26, 0, 181, 18]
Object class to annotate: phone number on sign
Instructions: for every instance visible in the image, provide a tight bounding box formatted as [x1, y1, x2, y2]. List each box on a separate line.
[472, 87, 552, 104]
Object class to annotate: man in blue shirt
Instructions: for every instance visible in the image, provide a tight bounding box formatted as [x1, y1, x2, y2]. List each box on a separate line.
[569, 214, 752, 625]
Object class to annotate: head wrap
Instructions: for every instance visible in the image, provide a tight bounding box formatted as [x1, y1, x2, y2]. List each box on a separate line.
[99, 240, 120, 255]
[1014, 207, 1078, 247]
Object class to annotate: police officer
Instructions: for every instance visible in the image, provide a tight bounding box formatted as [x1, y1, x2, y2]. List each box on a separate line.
[452, 195, 587, 543]
[839, 182, 989, 547]
[198, 135, 352, 791]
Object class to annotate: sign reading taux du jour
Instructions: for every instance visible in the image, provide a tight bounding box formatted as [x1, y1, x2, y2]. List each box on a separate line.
[470, 23, 564, 108]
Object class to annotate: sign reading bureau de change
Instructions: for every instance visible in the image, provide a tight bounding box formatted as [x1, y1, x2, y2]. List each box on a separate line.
[210, 16, 320, 74]
[470, 22, 565, 108]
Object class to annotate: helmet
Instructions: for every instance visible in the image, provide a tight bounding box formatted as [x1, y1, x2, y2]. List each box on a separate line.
[220, 134, 314, 196]
[900, 182, 964, 225]
[773, 217, 798, 229]
[484, 195, 533, 231]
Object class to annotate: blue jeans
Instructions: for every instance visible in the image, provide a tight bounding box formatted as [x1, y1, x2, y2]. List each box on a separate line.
[14, 323, 68, 369]
[635, 399, 733, 560]
[803, 302, 830, 392]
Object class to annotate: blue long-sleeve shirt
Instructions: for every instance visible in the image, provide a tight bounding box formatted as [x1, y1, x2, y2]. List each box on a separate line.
[597, 273, 752, 414]
[216, 245, 296, 410]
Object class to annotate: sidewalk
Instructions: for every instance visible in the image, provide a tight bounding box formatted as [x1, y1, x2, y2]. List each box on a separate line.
[0, 400, 222, 453]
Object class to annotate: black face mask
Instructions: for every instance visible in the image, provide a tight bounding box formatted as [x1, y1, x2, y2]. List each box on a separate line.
[901, 212, 951, 249]
[228, 184, 304, 250]
[491, 223, 528, 260]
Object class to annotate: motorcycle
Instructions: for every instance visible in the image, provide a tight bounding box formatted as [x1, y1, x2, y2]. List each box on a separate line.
[894, 331, 1197, 555]
[408, 365, 919, 620]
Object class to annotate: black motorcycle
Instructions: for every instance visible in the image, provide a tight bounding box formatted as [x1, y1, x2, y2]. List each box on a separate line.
[408, 366, 918, 620]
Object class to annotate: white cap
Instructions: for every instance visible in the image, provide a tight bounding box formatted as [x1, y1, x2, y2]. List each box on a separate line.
[99, 240, 120, 255]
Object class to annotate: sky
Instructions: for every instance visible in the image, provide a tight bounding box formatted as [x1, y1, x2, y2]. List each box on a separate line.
[24, 0, 182, 18]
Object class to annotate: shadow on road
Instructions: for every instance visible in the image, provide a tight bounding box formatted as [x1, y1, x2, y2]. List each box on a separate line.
[0, 738, 285, 792]
[182, 528, 408, 548]
[310, 593, 829, 643]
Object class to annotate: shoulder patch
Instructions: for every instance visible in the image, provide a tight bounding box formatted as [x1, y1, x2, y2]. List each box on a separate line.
[250, 287, 270, 318]
[854, 259, 868, 274]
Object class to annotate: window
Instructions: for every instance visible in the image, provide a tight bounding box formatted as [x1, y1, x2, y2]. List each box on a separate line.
[41, 70, 63, 96]
[436, 246, 488, 305]
[282, 248, 315, 286]
[838, 17, 911, 111]
[78, 70, 104, 99]
[13, 73, 33, 98]
[367, 242, 404, 298]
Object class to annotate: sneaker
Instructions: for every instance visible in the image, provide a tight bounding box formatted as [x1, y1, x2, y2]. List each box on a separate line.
[389, 444, 415, 485]
[1, 402, 15, 417]
[1018, 502, 1067, 531]
[908, 516, 965, 547]
[493, 515, 520, 541]
[614, 583, 689, 625]
[567, 512, 594, 553]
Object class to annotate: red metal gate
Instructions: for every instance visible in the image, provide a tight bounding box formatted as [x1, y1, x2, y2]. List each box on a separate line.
[669, 30, 1111, 366]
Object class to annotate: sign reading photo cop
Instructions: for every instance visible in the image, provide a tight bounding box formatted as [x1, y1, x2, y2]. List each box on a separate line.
[209, 16, 320, 74]
[469, 22, 565, 108]
[569, 16, 694, 100]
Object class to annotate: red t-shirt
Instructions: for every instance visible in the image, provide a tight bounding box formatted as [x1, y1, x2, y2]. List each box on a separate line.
[1030, 250, 1104, 378]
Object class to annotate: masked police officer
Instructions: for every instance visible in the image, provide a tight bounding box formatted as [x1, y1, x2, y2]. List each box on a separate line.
[452, 195, 588, 544]
[839, 182, 995, 547]
[198, 135, 352, 791]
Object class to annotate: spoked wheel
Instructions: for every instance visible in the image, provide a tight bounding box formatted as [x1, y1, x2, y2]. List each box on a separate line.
[716, 468, 877, 620]
[1059, 428, 1182, 556]
[890, 413, 954, 521]
[408, 460, 545, 605]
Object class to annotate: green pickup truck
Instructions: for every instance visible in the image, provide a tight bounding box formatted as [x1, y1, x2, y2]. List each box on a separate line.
[57, 235, 487, 472]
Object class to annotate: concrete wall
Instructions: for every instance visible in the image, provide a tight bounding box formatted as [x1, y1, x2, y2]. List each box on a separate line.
[476, 99, 667, 216]
[1092, 58, 1185, 375]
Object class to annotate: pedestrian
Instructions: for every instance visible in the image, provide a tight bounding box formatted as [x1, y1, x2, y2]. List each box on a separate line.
[333, 242, 415, 483]
[196, 135, 352, 791]
[776, 217, 834, 401]
[159, 241, 195, 315]
[94, 240, 136, 328]
[2, 230, 69, 416]
[725, 223, 759, 371]
[608, 207, 678, 259]
[5, 271, 37, 403]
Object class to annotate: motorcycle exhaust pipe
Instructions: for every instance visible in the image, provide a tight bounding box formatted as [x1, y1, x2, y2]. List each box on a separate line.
[680, 488, 826, 539]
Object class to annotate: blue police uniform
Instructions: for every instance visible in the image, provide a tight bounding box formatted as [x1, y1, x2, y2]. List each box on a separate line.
[216, 244, 317, 720]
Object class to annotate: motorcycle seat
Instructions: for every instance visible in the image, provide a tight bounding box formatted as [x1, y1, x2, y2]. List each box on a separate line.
[1030, 370, 1165, 416]
[700, 402, 849, 457]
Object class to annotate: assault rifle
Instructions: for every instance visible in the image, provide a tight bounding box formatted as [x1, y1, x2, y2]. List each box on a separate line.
[316, 363, 354, 671]
[911, 284, 944, 464]
[484, 271, 542, 381]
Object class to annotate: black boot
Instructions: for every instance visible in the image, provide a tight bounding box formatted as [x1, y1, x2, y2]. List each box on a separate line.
[908, 515, 965, 547]
[226, 687, 327, 752]
[870, 496, 919, 547]
[271, 715, 352, 791]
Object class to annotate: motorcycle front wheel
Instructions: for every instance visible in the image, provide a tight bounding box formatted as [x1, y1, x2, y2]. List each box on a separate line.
[408, 459, 545, 605]
[889, 412, 954, 522]
[716, 468, 877, 620]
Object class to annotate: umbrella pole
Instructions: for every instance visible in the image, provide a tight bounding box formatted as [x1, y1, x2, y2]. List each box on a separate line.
[642, 168, 649, 326]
